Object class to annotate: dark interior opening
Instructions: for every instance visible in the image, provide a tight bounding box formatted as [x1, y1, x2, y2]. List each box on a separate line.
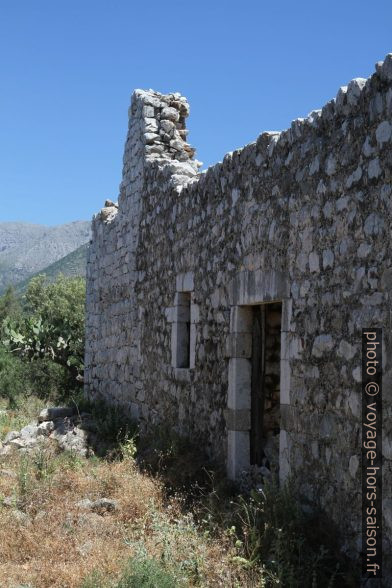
[250, 302, 281, 471]
[177, 291, 191, 368]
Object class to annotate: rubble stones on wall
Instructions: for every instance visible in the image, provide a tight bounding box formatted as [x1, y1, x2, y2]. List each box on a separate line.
[85, 54, 392, 573]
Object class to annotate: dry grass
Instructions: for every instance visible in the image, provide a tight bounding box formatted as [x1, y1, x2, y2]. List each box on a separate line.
[0, 396, 46, 439]
[0, 441, 254, 588]
[0, 399, 353, 587]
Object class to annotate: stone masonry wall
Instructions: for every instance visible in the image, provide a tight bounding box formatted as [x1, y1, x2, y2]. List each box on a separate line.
[85, 54, 392, 572]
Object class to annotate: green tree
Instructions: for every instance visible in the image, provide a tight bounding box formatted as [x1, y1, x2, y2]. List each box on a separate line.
[0, 285, 21, 327]
[3, 274, 85, 384]
[0, 346, 25, 408]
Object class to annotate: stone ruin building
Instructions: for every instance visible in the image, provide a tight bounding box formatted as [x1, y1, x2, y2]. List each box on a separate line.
[85, 53, 392, 572]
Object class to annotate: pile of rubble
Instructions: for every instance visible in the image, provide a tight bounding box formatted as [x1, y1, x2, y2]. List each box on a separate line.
[0, 406, 101, 457]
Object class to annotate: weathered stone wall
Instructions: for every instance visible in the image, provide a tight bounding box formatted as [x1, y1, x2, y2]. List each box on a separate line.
[85, 54, 392, 571]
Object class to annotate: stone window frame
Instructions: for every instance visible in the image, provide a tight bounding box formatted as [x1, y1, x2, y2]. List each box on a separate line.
[225, 269, 292, 484]
[166, 272, 199, 381]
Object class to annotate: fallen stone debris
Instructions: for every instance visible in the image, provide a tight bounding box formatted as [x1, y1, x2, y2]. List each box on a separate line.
[0, 406, 101, 458]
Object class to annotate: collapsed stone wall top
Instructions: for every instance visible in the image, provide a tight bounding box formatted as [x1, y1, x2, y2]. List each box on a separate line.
[95, 53, 392, 225]
[97, 88, 203, 224]
[131, 89, 197, 164]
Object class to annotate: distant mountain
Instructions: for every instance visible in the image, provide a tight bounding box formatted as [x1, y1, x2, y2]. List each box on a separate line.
[0, 221, 91, 293]
[15, 243, 89, 293]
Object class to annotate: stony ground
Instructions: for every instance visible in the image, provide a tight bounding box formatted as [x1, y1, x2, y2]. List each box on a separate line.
[0, 399, 258, 588]
[0, 405, 106, 459]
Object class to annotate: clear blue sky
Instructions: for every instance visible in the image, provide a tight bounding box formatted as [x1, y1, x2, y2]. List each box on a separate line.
[1, 0, 391, 226]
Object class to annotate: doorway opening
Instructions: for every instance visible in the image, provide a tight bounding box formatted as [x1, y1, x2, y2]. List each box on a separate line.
[250, 302, 281, 472]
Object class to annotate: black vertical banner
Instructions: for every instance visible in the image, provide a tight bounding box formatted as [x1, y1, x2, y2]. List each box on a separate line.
[362, 328, 382, 579]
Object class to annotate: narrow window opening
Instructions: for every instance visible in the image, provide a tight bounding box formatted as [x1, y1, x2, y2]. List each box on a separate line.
[250, 302, 281, 472]
[176, 291, 191, 368]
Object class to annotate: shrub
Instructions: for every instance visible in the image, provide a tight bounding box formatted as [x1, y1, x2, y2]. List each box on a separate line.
[0, 274, 85, 403]
[72, 395, 138, 446]
[136, 423, 214, 495]
[0, 345, 73, 406]
[231, 480, 342, 587]
[81, 557, 179, 588]
[0, 346, 25, 407]
[0, 286, 21, 329]
[3, 274, 85, 379]
[116, 557, 179, 588]
[24, 357, 74, 400]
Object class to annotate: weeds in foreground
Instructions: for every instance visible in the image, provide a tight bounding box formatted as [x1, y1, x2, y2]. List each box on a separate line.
[17, 455, 32, 507]
[0, 438, 250, 587]
[82, 556, 179, 588]
[0, 398, 359, 587]
[71, 394, 139, 451]
[133, 422, 357, 587]
[0, 395, 46, 440]
[227, 482, 342, 586]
